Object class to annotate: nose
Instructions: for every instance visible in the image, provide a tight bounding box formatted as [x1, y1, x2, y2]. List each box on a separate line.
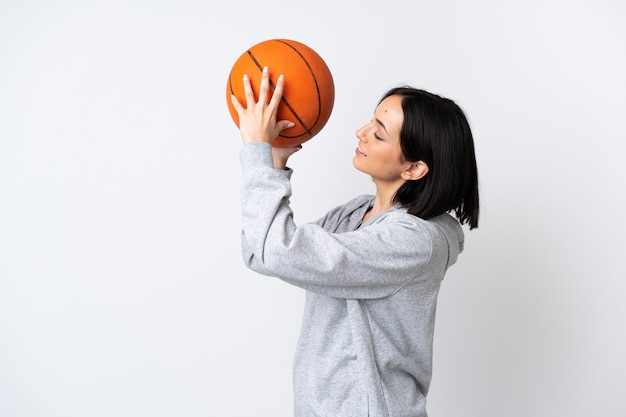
[355, 123, 368, 141]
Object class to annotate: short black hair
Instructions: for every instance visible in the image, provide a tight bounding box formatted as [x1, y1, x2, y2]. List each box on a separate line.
[382, 87, 480, 229]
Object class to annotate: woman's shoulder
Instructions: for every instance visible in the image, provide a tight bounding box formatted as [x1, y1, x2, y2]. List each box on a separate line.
[377, 210, 463, 244]
[379, 211, 465, 265]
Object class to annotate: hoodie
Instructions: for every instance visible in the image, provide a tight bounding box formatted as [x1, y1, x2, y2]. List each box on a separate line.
[240, 142, 464, 417]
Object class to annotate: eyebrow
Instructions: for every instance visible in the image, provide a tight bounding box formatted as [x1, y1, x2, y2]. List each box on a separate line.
[375, 118, 389, 135]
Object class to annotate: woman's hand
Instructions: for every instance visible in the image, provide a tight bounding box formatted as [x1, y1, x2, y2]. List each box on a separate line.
[230, 66, 295, 145]
[271, 145, 302, 169]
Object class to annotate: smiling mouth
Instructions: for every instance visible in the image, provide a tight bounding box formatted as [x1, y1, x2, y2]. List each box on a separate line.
[356, 146, 367, 157]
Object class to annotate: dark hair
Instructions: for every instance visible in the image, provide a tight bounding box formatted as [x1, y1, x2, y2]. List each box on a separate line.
[382, 86, 480, 229]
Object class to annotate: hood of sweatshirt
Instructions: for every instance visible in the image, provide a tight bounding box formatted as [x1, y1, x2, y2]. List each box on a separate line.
[430, 213, 465, 269]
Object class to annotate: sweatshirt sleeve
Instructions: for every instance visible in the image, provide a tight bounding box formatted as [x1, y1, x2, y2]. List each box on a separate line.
[239, 143, 438, 300]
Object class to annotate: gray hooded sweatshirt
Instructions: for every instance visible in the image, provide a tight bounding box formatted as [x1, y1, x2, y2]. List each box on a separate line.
[240, 143, 464, 417]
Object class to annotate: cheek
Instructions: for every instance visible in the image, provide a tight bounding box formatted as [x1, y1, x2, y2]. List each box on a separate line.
[384, 150, 407, 176]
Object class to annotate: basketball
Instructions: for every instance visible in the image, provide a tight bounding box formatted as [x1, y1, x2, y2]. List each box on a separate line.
[226, 39, 335, 148]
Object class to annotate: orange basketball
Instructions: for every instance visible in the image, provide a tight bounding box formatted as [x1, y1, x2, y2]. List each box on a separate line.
[226, 39, 335, 148]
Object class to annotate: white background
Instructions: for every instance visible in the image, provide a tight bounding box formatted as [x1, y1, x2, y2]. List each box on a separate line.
[1, 0, 625, 416]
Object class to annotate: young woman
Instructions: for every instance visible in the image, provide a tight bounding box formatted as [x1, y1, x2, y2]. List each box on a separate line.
[231, 66, 479, 417]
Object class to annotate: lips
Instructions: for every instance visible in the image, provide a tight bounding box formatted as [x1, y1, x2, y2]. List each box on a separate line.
[356, 146, 367, 157]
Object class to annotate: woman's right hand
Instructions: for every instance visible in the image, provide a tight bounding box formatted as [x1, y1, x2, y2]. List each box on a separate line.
[272, 144, 302, 169]
[230, 66, 295, 146]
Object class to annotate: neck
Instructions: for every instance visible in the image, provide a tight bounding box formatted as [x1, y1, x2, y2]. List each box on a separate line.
[370, 197, 394, 215]
[372, 178, 402, 210]
[365, 185, 398, 220]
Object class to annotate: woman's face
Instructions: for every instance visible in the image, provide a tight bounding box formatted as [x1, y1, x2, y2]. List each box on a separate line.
[353, 95, 409, 184]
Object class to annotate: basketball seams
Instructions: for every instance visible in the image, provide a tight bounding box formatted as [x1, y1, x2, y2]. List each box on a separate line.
[246, 39, 327, 139]
[275, 39, 324, 131]
[227, 39, 334, 147]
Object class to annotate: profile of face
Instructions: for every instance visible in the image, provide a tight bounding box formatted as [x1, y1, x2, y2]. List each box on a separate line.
[353, 94, 428, 186]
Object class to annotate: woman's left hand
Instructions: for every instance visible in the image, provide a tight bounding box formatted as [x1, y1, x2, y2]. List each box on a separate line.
[230, 66, 295, 145]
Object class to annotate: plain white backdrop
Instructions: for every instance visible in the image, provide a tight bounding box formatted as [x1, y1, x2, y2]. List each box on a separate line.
[1, 0, 625, 416]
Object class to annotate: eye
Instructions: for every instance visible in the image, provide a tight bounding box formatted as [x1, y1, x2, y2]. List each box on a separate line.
[374, 133, 384, 141]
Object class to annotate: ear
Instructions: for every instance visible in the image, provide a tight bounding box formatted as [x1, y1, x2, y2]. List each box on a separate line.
[401, 161, 429, 181]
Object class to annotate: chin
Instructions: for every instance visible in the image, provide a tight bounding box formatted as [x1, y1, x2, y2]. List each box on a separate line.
[352, 158, 366, 174]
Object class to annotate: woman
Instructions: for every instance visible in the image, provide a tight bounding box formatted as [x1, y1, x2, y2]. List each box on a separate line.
[231, 66, 479, 417]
